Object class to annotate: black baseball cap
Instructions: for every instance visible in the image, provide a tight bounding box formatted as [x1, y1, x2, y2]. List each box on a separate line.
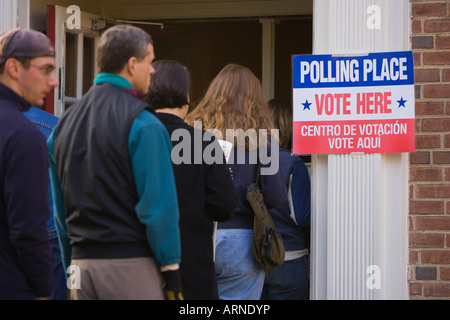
[0, 28, 55, 65]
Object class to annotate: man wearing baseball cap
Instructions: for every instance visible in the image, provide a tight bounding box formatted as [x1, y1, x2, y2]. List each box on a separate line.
[0, 28, 59, 299]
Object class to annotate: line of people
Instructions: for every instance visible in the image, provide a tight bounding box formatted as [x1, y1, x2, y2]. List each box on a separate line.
[0, 25, 310, 300]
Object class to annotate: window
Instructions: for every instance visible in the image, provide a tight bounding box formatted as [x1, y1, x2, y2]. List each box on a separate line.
[63, 31, 97, 110]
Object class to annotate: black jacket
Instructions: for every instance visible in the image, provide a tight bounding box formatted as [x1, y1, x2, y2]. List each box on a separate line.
[157, 112, 238, 300]
[53, 84, 154, 259]
[0, 83, 55, 299]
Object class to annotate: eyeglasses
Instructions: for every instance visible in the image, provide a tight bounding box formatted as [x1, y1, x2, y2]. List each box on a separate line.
[29, 64, 57, 76]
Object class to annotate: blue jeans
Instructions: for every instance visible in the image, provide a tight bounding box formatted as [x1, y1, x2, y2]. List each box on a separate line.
[261, 255, 309, 300]
[215, 229, 266, 300]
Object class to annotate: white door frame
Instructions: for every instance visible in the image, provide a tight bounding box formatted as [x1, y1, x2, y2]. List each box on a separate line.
[310, 0, 410, 300]
[0, 0, 29, 33]
[48, 5, 101, 117]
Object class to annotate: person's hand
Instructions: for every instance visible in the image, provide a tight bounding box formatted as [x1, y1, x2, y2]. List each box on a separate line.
[161, 269, 183, 300]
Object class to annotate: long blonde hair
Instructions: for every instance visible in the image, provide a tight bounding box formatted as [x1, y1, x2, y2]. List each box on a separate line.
[185, 64, 274, 149]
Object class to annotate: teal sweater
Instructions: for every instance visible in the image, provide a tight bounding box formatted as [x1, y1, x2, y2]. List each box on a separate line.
[48, 73, 181, 272]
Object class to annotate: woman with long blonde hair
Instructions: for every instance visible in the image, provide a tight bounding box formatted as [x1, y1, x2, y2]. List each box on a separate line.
[186, 64, 287, 300]
[186, 64, 274, 149]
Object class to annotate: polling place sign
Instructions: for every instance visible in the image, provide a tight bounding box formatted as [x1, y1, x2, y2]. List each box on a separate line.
[292, 51, 415, 155]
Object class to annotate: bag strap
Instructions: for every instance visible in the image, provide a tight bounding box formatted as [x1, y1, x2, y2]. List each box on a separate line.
[255, 160, 263, 191]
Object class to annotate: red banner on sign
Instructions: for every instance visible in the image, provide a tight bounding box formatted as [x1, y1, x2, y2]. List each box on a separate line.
[293, 119, 415, 154]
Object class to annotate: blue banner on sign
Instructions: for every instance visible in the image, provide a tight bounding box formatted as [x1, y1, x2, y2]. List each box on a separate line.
[293, 51, 414, 88]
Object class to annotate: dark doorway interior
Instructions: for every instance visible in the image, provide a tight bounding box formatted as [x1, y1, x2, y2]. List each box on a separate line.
[275, 17, 313, 104]
[143, 20, 261, 108]
[142, 16, 312, 109]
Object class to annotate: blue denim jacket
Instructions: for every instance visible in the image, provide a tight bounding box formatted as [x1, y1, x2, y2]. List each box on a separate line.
[23, 107, 59, 240]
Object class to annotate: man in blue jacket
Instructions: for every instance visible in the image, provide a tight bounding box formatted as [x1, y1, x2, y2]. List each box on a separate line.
[24, 106, 65, 300]
[0, 28, 59, 299]
[48, 25, 182, 300]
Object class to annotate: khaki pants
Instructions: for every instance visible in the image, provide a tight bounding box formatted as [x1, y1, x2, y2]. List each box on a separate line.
[70, 257, 165, 300]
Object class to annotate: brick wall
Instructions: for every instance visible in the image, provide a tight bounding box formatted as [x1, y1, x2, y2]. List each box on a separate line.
[410, 0, 450, 299]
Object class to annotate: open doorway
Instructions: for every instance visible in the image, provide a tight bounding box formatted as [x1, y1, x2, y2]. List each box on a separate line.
[140, 16, 312, 108]
[44, 4, 314, 299]
[143, 16, 313, 300]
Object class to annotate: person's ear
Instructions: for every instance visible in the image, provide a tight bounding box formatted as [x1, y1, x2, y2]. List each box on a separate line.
[127, 56, 138, 76]
[5, 58, 21, 79]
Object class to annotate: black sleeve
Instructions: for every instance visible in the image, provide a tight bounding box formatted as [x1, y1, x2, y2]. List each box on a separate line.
[5, 127, 55, 297]
[203, 138, 238, 222]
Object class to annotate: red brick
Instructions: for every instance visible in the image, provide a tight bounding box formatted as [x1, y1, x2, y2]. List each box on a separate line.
[445, 134, 450, 148]
[436, 35, 450, 49]
[415, 68, 440, 82]
[442, 69, 450, 82]
[413, 52, 422, 66]
[412, 19, 423, 34]
[441, 267, 450, 280]
[415, 102, 445, 116]
[423, 51, 450, 65]
[424, 19, 450, 33]
[424, 283, 450, 297]
[409, 283, 423, 296]
[443, 68, 450, 82]
[421, 118, 450, 131]
[415, 135, 441, 149]
[416, 216, 450, 230]
[434, 151, 450, 164]
[411, 151, 430, 164]
[410, 200, 444, 214]
[424, 85, 448, 98]
[410, 251, 419, 265]
[424, 84, 450, 98]
[422, 250, 450, 264]
[416, 184, 450, 198]
[412, 3, 447, 17]
[409, 233, 445, 247]
[410, 167, 443, 181]
[445, 167, 450, 180]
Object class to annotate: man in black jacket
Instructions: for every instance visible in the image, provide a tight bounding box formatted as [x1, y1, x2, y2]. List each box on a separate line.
[49, 25, 182, 300]
[0, 28, 59, 299]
